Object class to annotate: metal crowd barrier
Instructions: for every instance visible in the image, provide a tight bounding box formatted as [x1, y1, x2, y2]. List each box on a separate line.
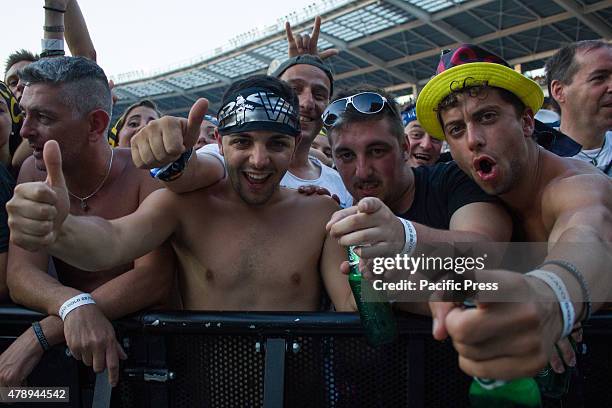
[1, 305, 612, 407]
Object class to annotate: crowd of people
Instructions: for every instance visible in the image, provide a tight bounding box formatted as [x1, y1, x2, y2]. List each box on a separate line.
[0, 1, 611, 403]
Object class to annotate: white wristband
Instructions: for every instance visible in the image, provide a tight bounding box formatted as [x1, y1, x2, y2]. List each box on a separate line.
[526, 269, 575, 339]
[59, 293, 95, 321]
[41, 38, 64, 51]
[397, 217, 417, 256]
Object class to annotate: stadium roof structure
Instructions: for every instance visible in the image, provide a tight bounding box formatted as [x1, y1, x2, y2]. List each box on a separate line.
[110, 0, 612, 120]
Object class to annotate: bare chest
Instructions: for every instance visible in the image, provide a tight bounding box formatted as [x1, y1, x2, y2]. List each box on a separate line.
[177, 214, 324, 289]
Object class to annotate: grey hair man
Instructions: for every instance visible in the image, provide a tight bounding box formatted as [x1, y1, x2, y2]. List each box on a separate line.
[18, 57, 111, 170]
[0, 56, 175, 387]
[545, 40, 612, 176]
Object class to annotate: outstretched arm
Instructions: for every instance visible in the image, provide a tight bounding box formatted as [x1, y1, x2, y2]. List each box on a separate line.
[429, 174, 612, 380]
[7, 141, 179, 271]
[53, 192, 177, 270]
[542, 174, 612, 315]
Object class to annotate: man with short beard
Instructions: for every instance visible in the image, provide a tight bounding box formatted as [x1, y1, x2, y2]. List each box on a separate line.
[0, 56, 175, 388]
[414, 44, 612, 380]
[324, 87, 512, 257]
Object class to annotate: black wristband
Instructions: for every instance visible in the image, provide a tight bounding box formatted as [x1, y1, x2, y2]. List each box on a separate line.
[32, 321, 51, 352]
[539, 259, 592, 323]
[43, 25, 65, 33]
[43, 5, 66, 13]
[40, 49, 66, 58]
[150, 148, 193, 182]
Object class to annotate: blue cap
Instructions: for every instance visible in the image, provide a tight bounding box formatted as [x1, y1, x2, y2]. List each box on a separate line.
[401, 107, 417, 126]
[204, 114, 219, 126]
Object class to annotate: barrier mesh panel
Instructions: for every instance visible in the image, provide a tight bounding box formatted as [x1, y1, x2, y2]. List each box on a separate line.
[168, 334, 265, 407]
[284, 335, 410, 407]
[583, 334, 612, 407]
[2, 310, 610, 408]
[113, 332, 612, 408]
[423, 338, 471, 408]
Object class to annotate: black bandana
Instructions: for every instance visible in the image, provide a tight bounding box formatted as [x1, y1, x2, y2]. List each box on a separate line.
[217, 87, 300, 137]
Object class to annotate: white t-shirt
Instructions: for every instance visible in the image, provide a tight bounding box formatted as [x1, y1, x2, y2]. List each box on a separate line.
[196, 144, 354, 208]
[570, 131, 612, 176]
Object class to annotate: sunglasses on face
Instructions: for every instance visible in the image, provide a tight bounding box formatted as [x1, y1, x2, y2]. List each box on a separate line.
[322, 92, 395, 128]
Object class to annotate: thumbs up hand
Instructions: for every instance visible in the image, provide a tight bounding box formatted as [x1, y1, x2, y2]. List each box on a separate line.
[7, 140, 70, 252]
[130, 98, 209, 169]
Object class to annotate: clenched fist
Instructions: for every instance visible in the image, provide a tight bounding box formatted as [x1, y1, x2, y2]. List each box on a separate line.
[130, 98, 208, 169]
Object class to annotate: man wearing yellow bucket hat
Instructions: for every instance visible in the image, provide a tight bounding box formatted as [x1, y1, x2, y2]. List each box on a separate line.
[417, 44, 612, 380]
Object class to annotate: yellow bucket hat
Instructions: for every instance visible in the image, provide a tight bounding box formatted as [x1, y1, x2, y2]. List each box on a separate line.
[416, 44, 543, 140]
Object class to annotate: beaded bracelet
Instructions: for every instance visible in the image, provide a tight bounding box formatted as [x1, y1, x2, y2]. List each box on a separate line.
[540, 260, 592, 322]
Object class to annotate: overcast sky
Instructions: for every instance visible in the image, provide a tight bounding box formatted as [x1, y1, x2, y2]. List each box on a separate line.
[2, 0, 329, 80]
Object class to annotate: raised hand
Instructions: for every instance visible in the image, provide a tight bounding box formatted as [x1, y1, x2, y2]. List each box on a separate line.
[7, 140, 70, 252]
[130, 98, 209, 169]
[285, 16, 339, 60]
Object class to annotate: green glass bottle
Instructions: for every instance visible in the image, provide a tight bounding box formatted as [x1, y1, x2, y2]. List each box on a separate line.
[347, 246, 397, 346]
[469, 377, 542, 408]
[464, 299, 542, 408]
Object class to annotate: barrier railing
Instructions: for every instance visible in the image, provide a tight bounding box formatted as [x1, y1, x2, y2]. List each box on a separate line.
[2, 305, 612, 407]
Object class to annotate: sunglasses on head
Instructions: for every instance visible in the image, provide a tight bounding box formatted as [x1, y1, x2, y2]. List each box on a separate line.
[322, 92, 395, 128]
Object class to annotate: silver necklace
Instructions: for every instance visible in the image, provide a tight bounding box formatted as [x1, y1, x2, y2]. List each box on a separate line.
[68, 149, 114, 211]
[578, 137, 606, 166]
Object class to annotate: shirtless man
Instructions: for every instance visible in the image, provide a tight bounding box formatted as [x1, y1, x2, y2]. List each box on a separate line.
[7, 74, 353, 314]
[0, 56, 174, 387]
[413, 44, 612, 379]
[130, 17, 353, 208]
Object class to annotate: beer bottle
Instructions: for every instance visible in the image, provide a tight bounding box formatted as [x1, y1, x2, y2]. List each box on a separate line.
[347, 246, 397, 346]
[463, 300, 542, 407]
[469, 377, 542, 408]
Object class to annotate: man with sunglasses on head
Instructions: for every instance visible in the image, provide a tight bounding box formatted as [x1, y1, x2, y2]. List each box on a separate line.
[325, 88, 512, 271]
